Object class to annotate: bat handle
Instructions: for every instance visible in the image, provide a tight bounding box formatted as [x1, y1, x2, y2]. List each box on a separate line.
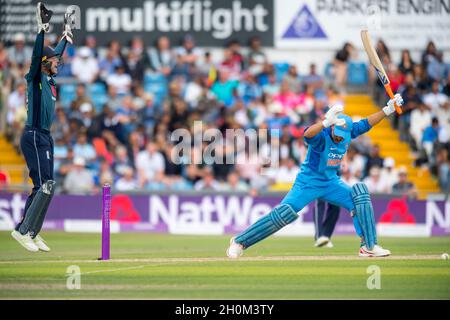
[384, 84, 402, 115]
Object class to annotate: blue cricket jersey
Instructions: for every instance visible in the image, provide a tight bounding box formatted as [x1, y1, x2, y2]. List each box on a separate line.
[298, 119, 372, 186]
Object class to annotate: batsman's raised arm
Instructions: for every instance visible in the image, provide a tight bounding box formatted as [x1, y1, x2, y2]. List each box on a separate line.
[367, 94, 404, 127]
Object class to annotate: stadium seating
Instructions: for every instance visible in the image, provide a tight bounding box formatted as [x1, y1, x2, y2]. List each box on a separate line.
[59, 83, 77, 108]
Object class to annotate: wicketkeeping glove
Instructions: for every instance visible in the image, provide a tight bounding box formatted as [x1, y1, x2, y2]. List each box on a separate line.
[61, 7, 75, 44]
[383, 94, 404, 116]
[322, 104, 345, 128]
[36, 2, 53, 33]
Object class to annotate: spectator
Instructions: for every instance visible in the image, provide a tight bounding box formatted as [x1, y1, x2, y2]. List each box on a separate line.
[211, 69, 238, 107]
[398, 49, 415, 75]
[125, 37, 148, 84]
[273, 80, 300, 114]
[71, 46, 99, 83]
[7, 33, 31, 68]
[423, 81, 448, 113]
[427, 51, 447, 82]
[238, 73, 263, 104]
[194, 167, 221, 191]
[174, 34, 202, 80]
[392, 166, 418, 198]
[410, 103, 432, 150]
[275, 158, 299, 184]
[364, 167, 389, 193]
[221, 48, 242, 80]
[84, 35, 99, 58]
[422, 117, 440, 163]
[220, 171, 249, 192]
[149, 36, 175, 76]
[302, 63, 324, 92]
[263, 73, 280, 96]
[112, 145, 134, 177]
[333, 42, 355, 92]
[136, 142, 165, 189]
[376, 39, 391, 64]
[436, 148, 450, 192]
[106, 64, 132, 95]
[282, 65, 301, 93]
[341, 167, 359, 186]
[347, 146, 365, 179]
[73, 132, 97, 164]
[96, 158, 114, 187]
[364, 144, 384, 177]
[115, 166, 138, 191]
[421, 41, 437, 70]
[380, 157, 398, 192]
[99, 46, 123, 81]
[63, 157, 94, 194]
[247, 36, 267, 77]
[6, 81, 26, 144]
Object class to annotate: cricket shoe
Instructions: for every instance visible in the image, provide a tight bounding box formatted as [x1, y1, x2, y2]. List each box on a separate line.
[226, 237, 244, 259]
[33, 234, 51, 252]
[325, 241, 334, 248]
[314, 236, 330, 247]
[359, 245, 391, 257]
[11, 230, 39, 252]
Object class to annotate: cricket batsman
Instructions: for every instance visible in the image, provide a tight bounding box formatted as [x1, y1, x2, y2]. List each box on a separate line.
[227, 94, 404, 258]
[11, 3, 74, 252]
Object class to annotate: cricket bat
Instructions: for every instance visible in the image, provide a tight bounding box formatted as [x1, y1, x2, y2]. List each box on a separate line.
[361, 29, 402, 115]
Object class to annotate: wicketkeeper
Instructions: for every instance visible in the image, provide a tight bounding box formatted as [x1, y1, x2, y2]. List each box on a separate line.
[227, 94, 404, 258]
[11, 2, 74, 252]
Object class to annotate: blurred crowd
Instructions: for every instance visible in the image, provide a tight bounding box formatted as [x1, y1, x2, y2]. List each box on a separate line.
[0, 32, 448, 196]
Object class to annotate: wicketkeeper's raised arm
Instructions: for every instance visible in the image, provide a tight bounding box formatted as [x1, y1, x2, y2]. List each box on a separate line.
[25, 31, 45, 81]
[367, 94, 404, 127]
[304, 104, 345, 138]
[54, 7, 74, 57]
[26, 3, 53, 81]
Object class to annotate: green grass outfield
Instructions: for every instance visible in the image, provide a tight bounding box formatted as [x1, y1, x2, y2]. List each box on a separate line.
[0, 231, 449, 299]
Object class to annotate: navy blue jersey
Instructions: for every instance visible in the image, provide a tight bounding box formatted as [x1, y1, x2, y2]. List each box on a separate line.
[25, 31, 68, 131]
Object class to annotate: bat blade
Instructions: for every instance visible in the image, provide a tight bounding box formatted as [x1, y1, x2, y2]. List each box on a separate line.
[361, 29, 402, 115]
[361, 29, 389, 86]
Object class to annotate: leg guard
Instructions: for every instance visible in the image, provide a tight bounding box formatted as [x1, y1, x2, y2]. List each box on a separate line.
[351, 183, 377, 250]
[19, 180, 55, 237]
[235, 204, 298, 249]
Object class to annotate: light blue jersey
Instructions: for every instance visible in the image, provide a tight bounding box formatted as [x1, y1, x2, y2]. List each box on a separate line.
[298, 118, 372, 187]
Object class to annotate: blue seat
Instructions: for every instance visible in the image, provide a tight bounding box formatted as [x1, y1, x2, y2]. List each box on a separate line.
[273, 62, 290, 83]
[87, 83, 106, 96]
[144, 83, 167, 95]
[347, 62, 368, 85]
[59, 84, 77, 108]
[144, 72, 167, 85]
[91, 93, 108, 111]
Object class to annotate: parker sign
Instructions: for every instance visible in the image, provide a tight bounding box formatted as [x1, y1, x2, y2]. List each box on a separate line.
[275, 0, 450, 49]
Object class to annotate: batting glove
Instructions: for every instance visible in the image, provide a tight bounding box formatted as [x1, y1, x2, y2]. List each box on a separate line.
[36, 2, 53, 33]
[383, 94, 404, 116]
[322, 104, 345, 128]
